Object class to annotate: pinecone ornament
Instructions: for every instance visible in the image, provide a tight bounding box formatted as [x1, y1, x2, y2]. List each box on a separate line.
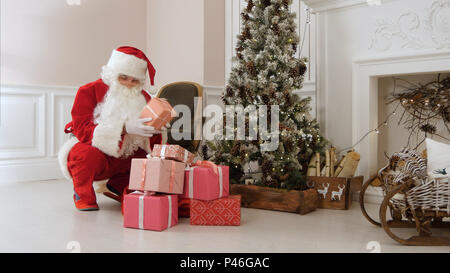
[230, 143, 241, 156]
[261, 160, 273, 175]
[247, 61, 256, 76]
[261, 0, 271, 8]
[242, 12, 250, 21]
[292, 43, 297, 53]
[242, 27, 251, 40]
[201, 144, 208, 159]
[271, 24, 280, 35]
[262, 93, 270, 104]
[226, 86, 234, 97]
[247, 0, 254, 12]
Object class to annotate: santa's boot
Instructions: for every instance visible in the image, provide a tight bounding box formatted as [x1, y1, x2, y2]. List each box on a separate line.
[73, 191, 99, 211]
[104, 172, 130, 203]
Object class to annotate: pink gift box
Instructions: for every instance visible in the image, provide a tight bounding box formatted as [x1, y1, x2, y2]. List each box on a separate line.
[139, 97, 177, 130]
[180, 165, 229, 201]
[151, 144, 195, 165]
[129, 158, 185, 194]
[123, 192, 178, 231]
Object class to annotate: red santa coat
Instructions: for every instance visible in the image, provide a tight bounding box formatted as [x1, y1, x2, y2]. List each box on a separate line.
[58, 79, 161, 181]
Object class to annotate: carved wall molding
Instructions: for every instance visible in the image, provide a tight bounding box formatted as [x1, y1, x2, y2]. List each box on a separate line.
[370, 0, 450, 51]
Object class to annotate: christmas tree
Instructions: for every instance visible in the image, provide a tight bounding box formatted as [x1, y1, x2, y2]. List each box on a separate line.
[201, 0, 327, 190]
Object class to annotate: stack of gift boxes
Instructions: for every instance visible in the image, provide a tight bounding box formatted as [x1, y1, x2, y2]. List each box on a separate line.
[123, 144, 241, 231]
[123, 97, 240, 231]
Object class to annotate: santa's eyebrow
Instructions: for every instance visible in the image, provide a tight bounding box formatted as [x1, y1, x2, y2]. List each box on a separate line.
[119, 74, 139, 80]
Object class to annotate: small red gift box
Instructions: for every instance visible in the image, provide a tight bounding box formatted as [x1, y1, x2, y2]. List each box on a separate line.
[123, 192, 178, 231]
[190, 195, 241, 226]
[180, 164, 229, 201]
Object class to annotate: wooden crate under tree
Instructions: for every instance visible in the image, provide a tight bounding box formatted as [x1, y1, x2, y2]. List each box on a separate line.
[307, 176, 363, 210]
[230, 184, 319, 215]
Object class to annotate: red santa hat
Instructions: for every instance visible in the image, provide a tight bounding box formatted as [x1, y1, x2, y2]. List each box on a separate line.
[105, 46, 156, 85]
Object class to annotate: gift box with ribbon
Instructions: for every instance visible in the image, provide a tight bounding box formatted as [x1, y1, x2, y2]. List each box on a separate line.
[190, 195, 241, 226]
[151, 144, 195, 165]
[123, 192, 178, 231]
[139, 97, 177, 131]
[129, 157, 185, 194]
[180, 161, 229, 201]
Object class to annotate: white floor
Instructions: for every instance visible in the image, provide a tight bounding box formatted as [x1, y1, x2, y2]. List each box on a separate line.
[0, 179, 449, 253]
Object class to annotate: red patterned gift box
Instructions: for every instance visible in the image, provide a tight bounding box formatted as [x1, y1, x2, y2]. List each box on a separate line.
[190, 195, 241, 226]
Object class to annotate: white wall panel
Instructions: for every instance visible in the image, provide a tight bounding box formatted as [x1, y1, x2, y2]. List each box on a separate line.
[0, 84, 76, 182]
[51, 93, 76, 157]
[0, 88, 46, 160]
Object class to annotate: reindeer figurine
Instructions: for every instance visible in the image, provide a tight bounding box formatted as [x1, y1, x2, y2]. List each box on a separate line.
[331, 184, 346, 201]
[317, 183, 330, 199]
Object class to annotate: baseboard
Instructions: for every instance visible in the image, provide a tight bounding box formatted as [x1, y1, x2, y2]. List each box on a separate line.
[0, 159, 64, 183]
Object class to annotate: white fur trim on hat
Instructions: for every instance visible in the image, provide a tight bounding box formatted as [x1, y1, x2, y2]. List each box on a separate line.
[58, 137, 79, 181]
[106, 50, 147, 80]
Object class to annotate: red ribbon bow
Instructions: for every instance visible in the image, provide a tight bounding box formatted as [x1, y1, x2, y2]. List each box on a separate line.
[193, 160, 219, 175]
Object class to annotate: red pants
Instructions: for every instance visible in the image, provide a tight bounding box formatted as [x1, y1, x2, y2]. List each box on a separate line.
[67, 142, 147, 205]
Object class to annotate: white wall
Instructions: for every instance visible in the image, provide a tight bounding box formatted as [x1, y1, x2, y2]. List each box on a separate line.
[0, 0, 148, 182]
[205, 0, 226, 87]
[1, 0, 148, 87]
[146, 0, 225, 92]
[146, 0, 204, 91]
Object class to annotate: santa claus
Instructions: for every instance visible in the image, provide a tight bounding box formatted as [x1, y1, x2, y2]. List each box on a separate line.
[58, 46, 167, 211]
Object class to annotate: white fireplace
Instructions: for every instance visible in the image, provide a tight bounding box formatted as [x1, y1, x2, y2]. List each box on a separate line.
[304, 0, 450, 202]
[352, 49, 450, 181]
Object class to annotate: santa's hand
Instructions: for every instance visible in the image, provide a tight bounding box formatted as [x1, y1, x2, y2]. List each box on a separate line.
[125, 117, 161, 137]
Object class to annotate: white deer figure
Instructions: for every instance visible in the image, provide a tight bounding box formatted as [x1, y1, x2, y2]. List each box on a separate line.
[331, 184, 346, 201]
[317, 183, 330, 199]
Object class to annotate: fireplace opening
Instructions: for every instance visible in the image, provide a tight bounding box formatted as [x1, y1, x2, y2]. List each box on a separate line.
[377, 72, 450, 170]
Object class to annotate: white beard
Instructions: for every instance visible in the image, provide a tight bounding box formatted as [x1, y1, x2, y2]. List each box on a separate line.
[93, 79, 149, 158]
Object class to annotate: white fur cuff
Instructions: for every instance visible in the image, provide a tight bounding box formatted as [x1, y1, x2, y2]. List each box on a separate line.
[91, 123, 123, 158]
